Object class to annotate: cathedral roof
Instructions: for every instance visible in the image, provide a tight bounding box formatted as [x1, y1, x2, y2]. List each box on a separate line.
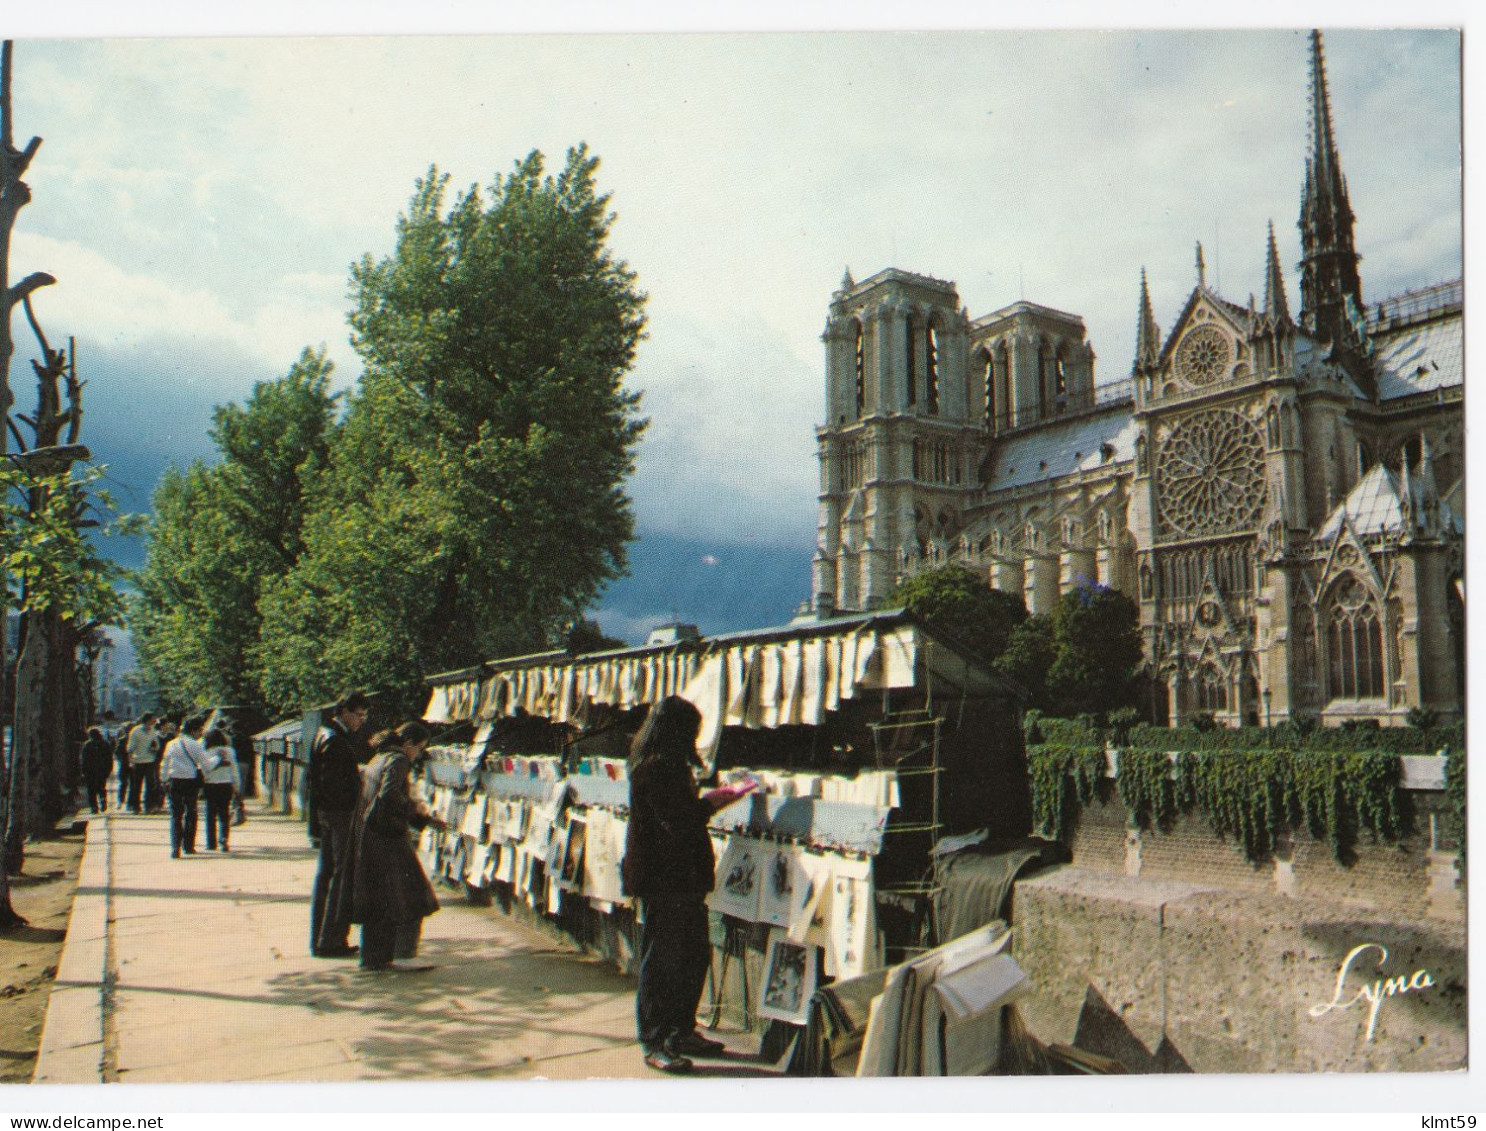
[983, 403, 1137, 492]
[1369, 286, 1463, 400]
[1315, 462, 1461, 543]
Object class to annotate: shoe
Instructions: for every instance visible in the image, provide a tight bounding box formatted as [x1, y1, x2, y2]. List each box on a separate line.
[183, 848, 196, 855]
[170, 849, 180, 859]
[643, 1048, 693, 1074]
[669, 1031, 726, 1057]
[313, 944, 359, 959]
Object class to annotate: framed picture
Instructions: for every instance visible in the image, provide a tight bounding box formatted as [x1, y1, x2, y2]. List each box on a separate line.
[707, 835, 762, 921]
[559, 815, 587, 889]
[757, 928, 817, 1026]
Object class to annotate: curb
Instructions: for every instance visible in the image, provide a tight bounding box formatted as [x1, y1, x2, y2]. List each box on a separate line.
[32, 815, 111, 1084]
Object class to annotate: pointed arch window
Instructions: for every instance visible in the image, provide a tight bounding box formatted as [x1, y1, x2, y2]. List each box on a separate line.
[926, 323, 940, 414]
[854, 321, 866, 417]
[905, 315, 917, 408]
[981, 349, 995, 430]
[1326, 574, 1384, 700]
[1195, 665, 1228, 713]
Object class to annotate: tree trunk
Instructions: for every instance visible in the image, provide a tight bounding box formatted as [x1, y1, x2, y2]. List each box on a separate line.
[5, 607, 40, 872]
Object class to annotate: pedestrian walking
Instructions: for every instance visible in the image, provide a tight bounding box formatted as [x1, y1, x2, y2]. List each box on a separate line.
[112, 723, 132, 808]
[162, 716, 211, 858]
[621, 695, 757, 1074]
[125, 714, 159, 813]
[200, 727, 238, 851]
[309, 692, 372, 958]
[342, 722, 445, 972]
[79, 728, 113, 814]
[148, 720, 176, 813]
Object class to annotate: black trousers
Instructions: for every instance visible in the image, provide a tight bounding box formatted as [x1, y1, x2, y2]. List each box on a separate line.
[115, 758, 130, 806]
[85, 774, 109, 814]
[129, 763, 161, 811]
[310, 809, 355, 953]
[203, 783, 234, 849]
[360, 918, 423, 968]
[636, 895, 712, 1053]
[167, 778, 201, 854]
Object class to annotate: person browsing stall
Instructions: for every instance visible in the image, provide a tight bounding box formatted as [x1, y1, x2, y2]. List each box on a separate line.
[621, 695, 759, 1074]
[342, 722, 447, 972]
[309, 692, 372, 959]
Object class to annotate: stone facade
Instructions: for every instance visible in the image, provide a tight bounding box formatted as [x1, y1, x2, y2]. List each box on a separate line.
[813, 32, 1463, 727]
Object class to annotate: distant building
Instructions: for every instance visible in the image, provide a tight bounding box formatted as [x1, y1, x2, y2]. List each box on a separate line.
[813, 32, 1462, 727]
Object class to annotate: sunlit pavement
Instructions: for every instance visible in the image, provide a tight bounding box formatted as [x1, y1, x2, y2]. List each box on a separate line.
[35, 805, 771, 1083]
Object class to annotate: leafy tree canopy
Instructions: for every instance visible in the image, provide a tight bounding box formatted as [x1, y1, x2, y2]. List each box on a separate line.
[131, 349, 338, 709]
[254, 147, 647, 713]
[887, 563, 1028, 663]
[993, 580, 1144, 718]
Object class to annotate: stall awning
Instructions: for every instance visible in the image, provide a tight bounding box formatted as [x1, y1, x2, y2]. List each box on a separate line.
[252, 719, 301, 744]
[421, 610, 1020, 738]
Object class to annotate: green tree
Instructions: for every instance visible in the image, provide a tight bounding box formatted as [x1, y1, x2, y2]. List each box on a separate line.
[1045, 582, 1144, 717]
[887, 563, 1028, 663]
[995, 613, 1055, 708]
[255, 147, 646, 712]
[131, 349, 338, 708]
[994, 581, 1144, 717]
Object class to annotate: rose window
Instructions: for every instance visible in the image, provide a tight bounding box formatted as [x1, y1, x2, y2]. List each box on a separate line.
[1156, 409, 1265, 537]
[1174, 324, 1232, 387]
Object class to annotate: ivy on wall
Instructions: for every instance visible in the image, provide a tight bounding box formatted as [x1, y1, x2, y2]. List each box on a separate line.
[1114, 748, 1179, 832]
[1444, 745, 1466, 874]
[1029, 739, 1408, 865]
[1027, 743, 1107, 842]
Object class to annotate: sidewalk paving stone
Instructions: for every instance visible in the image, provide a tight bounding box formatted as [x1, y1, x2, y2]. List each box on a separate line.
[35, 803, 777, 1084]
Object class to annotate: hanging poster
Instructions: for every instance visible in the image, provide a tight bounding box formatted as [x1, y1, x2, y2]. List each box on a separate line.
[828, 855, 876, 980]
[786, 851, 832, 945]
[707, 835, 762, 921]
[559, 815, 588, 890]
[757, 843, 799, 929]
[757, 929, 817, 1025]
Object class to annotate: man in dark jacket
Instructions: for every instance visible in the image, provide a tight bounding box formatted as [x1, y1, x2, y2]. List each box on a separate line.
[308, 692, 371, 958]
[80, 728, 113, 814]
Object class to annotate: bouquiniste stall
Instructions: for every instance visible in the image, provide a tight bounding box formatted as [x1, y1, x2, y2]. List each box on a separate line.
[415, 608, 1032, 1036]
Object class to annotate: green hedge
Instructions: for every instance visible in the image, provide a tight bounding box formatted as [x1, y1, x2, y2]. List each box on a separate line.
[1122, 721, 1460, 755]
[1028, 740, 1408, 865]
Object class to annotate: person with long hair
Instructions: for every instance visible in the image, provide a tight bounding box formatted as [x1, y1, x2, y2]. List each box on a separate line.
[200, 727, 238, 852]
[622, 695, 756, 1074]
[342, 721, 446, 972]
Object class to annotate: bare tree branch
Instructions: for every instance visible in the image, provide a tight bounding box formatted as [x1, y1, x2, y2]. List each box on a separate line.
[8, 270, 54, 310]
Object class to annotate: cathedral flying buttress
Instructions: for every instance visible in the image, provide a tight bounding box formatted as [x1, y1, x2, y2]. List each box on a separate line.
[812, 31, 1463, 727]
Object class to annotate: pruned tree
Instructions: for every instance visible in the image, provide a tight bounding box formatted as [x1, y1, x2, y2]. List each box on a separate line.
[0, 38, 47, 926]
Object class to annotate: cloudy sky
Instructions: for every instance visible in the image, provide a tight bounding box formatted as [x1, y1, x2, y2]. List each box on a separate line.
[0, 17, 1463, 646]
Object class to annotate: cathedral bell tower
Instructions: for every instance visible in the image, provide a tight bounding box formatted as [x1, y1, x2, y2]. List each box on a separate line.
[814, 268, 985, 613]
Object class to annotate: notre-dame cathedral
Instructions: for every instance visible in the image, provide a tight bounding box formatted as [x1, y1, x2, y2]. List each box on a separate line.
[812, 32, 1463, 727]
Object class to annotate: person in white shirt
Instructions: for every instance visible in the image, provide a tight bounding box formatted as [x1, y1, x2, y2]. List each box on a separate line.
[162, 716, 211, 858]
[125, 715, 159, 813]
[200, 727, 238, 852]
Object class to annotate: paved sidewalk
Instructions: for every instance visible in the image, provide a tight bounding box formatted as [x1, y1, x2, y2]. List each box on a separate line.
[35, 806, 771, 1084]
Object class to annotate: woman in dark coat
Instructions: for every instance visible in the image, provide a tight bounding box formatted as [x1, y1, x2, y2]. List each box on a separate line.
[622, 695, 756, 1074]
[345, 722, 444, 971]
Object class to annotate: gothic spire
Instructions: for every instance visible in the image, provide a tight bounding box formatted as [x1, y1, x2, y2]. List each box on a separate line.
[1264, 220, 1291, 323]
[1134, 268, 1162, 372]
[1195, 241, 1206, 288]
[1297, 29, 1364, 351]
